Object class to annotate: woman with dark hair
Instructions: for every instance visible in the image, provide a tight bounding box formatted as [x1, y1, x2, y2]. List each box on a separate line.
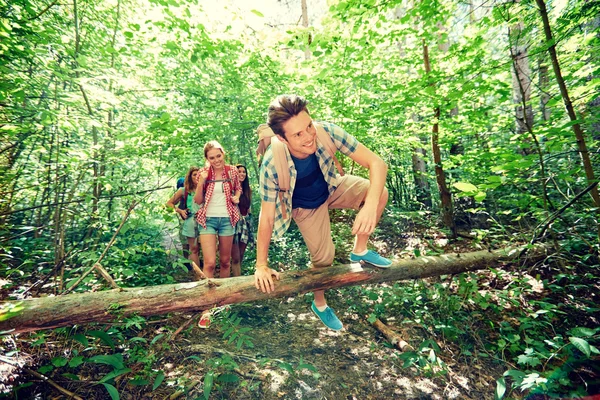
[166, 166, 201, 271]
[231, 164, 254, 276]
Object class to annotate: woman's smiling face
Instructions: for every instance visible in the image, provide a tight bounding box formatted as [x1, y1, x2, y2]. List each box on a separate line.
[237, 166, 247, 182]
[205, 148, 224, 169]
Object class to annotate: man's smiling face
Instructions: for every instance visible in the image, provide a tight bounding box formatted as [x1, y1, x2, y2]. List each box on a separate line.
[278, 111, 317, 159]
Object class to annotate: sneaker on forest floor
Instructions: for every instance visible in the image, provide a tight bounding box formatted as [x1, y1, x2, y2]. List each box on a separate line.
[198, 313, 211, 329]
[350, 250, 392, 268]
[310, 302, 343, 331]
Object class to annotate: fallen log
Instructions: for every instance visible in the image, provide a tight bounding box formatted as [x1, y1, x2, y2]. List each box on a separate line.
[0, 245, 549, 334]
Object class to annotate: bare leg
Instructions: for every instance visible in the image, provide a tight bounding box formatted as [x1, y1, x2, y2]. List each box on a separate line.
[217, 235, 233, 278]
[353, 187, 389, 253]
[231, 240, 241, 277]
[199, 234, 217, 278]
[238, 241, 247, 273]
[187, 237, 200, 270]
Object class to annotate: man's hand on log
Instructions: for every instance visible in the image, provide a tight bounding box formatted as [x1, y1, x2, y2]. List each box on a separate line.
[254, 265, 280, 294]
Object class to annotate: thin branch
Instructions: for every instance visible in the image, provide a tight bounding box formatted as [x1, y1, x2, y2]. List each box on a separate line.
[0, 357, 83, 400]
[531, 181, 599, 245]
[62, 199, 142, 294]
[0, 185, 172, 217]
[28, 0, 60, 21]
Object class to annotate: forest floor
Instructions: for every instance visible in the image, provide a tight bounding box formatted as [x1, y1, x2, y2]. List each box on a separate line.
[4, 215, 519, 400]
[5, 290, 505, 400]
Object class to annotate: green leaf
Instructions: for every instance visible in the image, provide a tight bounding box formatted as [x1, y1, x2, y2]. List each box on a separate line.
[101, 383, 120, 400]
[250, 10, 264, 17]
[62, 373, 80, 380]
[278, 362, 294, 375]
[151, 334, 164, 346]
[299, 363, 318, 372]
[367, 313, 377, 324]
[153, 371, 165, 390]
[39, 365, 54, 374]
[495, 377, 506, 400]
[217, 373, 239, 383]
[569, 337, 591, 357]
[568, 327, 597, 337]
[69, 356, 84, 368]
[203, 372, 214, 400]
[99, 368, 131, 383]
[88, 354, 125, 370]
[473, 191, 487, 202]
[72, 333, 89, 347]
[453, 182, 477, 193]
[88, 330, 116, 350]
[51, 357, 68, 367]
[517, 353, 541, 367]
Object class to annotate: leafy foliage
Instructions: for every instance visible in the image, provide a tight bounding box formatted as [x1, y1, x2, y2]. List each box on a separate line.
[1, 0, 599, 398]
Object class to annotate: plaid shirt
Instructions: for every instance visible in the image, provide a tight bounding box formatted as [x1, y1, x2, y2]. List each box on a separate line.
[259, 121, 359, 240]
[196, 165, 242, 229]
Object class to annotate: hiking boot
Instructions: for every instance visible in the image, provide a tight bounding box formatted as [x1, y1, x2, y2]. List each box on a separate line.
[311, 302, 343, 331]
[350, 250, 392, 268]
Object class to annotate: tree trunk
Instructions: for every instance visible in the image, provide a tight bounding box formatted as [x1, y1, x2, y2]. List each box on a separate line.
[411, 144, 432, 208]
[538, 60, 551, 121]
[301, 0, 310, 60]
[423, 40, 456, 237]
[535, 0, 600, 238]
[509, 21, 534, 141]
[0, 245, 549, 334]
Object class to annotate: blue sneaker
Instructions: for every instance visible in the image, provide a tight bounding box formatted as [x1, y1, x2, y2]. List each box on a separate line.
[311, 302, 343, 331]
[350, 250, 392, 268]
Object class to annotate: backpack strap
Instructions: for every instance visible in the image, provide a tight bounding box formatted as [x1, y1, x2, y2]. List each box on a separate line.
[204, 166, 234, 192]
[256, 122, 344, 220]
[179, 189, 187, 210]
[315, 123, 344, 177]
[270, 135, 290, 219]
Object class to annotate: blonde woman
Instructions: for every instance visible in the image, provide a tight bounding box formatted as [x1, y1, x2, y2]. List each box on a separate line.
[194, 141, 242, 278]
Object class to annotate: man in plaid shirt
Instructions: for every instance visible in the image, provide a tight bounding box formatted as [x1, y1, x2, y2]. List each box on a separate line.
[255, 94, 392, 331]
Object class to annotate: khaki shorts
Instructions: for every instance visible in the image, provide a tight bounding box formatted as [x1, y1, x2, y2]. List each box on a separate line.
[291, 175, 370, 268]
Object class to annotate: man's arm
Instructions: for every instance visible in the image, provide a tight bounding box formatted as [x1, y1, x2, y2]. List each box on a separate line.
[347, 143, 388, 235]
[254, 200, 280, 293]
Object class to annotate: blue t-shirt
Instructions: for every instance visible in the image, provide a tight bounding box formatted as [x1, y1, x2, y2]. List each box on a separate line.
[291, 153, 329, 209]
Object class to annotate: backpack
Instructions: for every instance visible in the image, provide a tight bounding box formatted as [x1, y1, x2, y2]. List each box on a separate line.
[256, 122, 344, 218]
[177, 177, 186, 211]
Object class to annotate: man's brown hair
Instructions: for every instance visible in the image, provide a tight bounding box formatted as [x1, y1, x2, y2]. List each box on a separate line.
[267, 95, 310, 139]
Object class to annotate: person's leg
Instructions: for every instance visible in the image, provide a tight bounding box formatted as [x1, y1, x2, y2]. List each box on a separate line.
[328, 175, 391, 266]
[238, 241, 248, 273]
[218, 235, 233, 278]
[216, 217, 235, 278]
[199, 234, 217, 278]
[187, 236, 200, 269]
[231, 239, 241, 277]
[293, 204, 335, 307]
[353, 186, 389, 253]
